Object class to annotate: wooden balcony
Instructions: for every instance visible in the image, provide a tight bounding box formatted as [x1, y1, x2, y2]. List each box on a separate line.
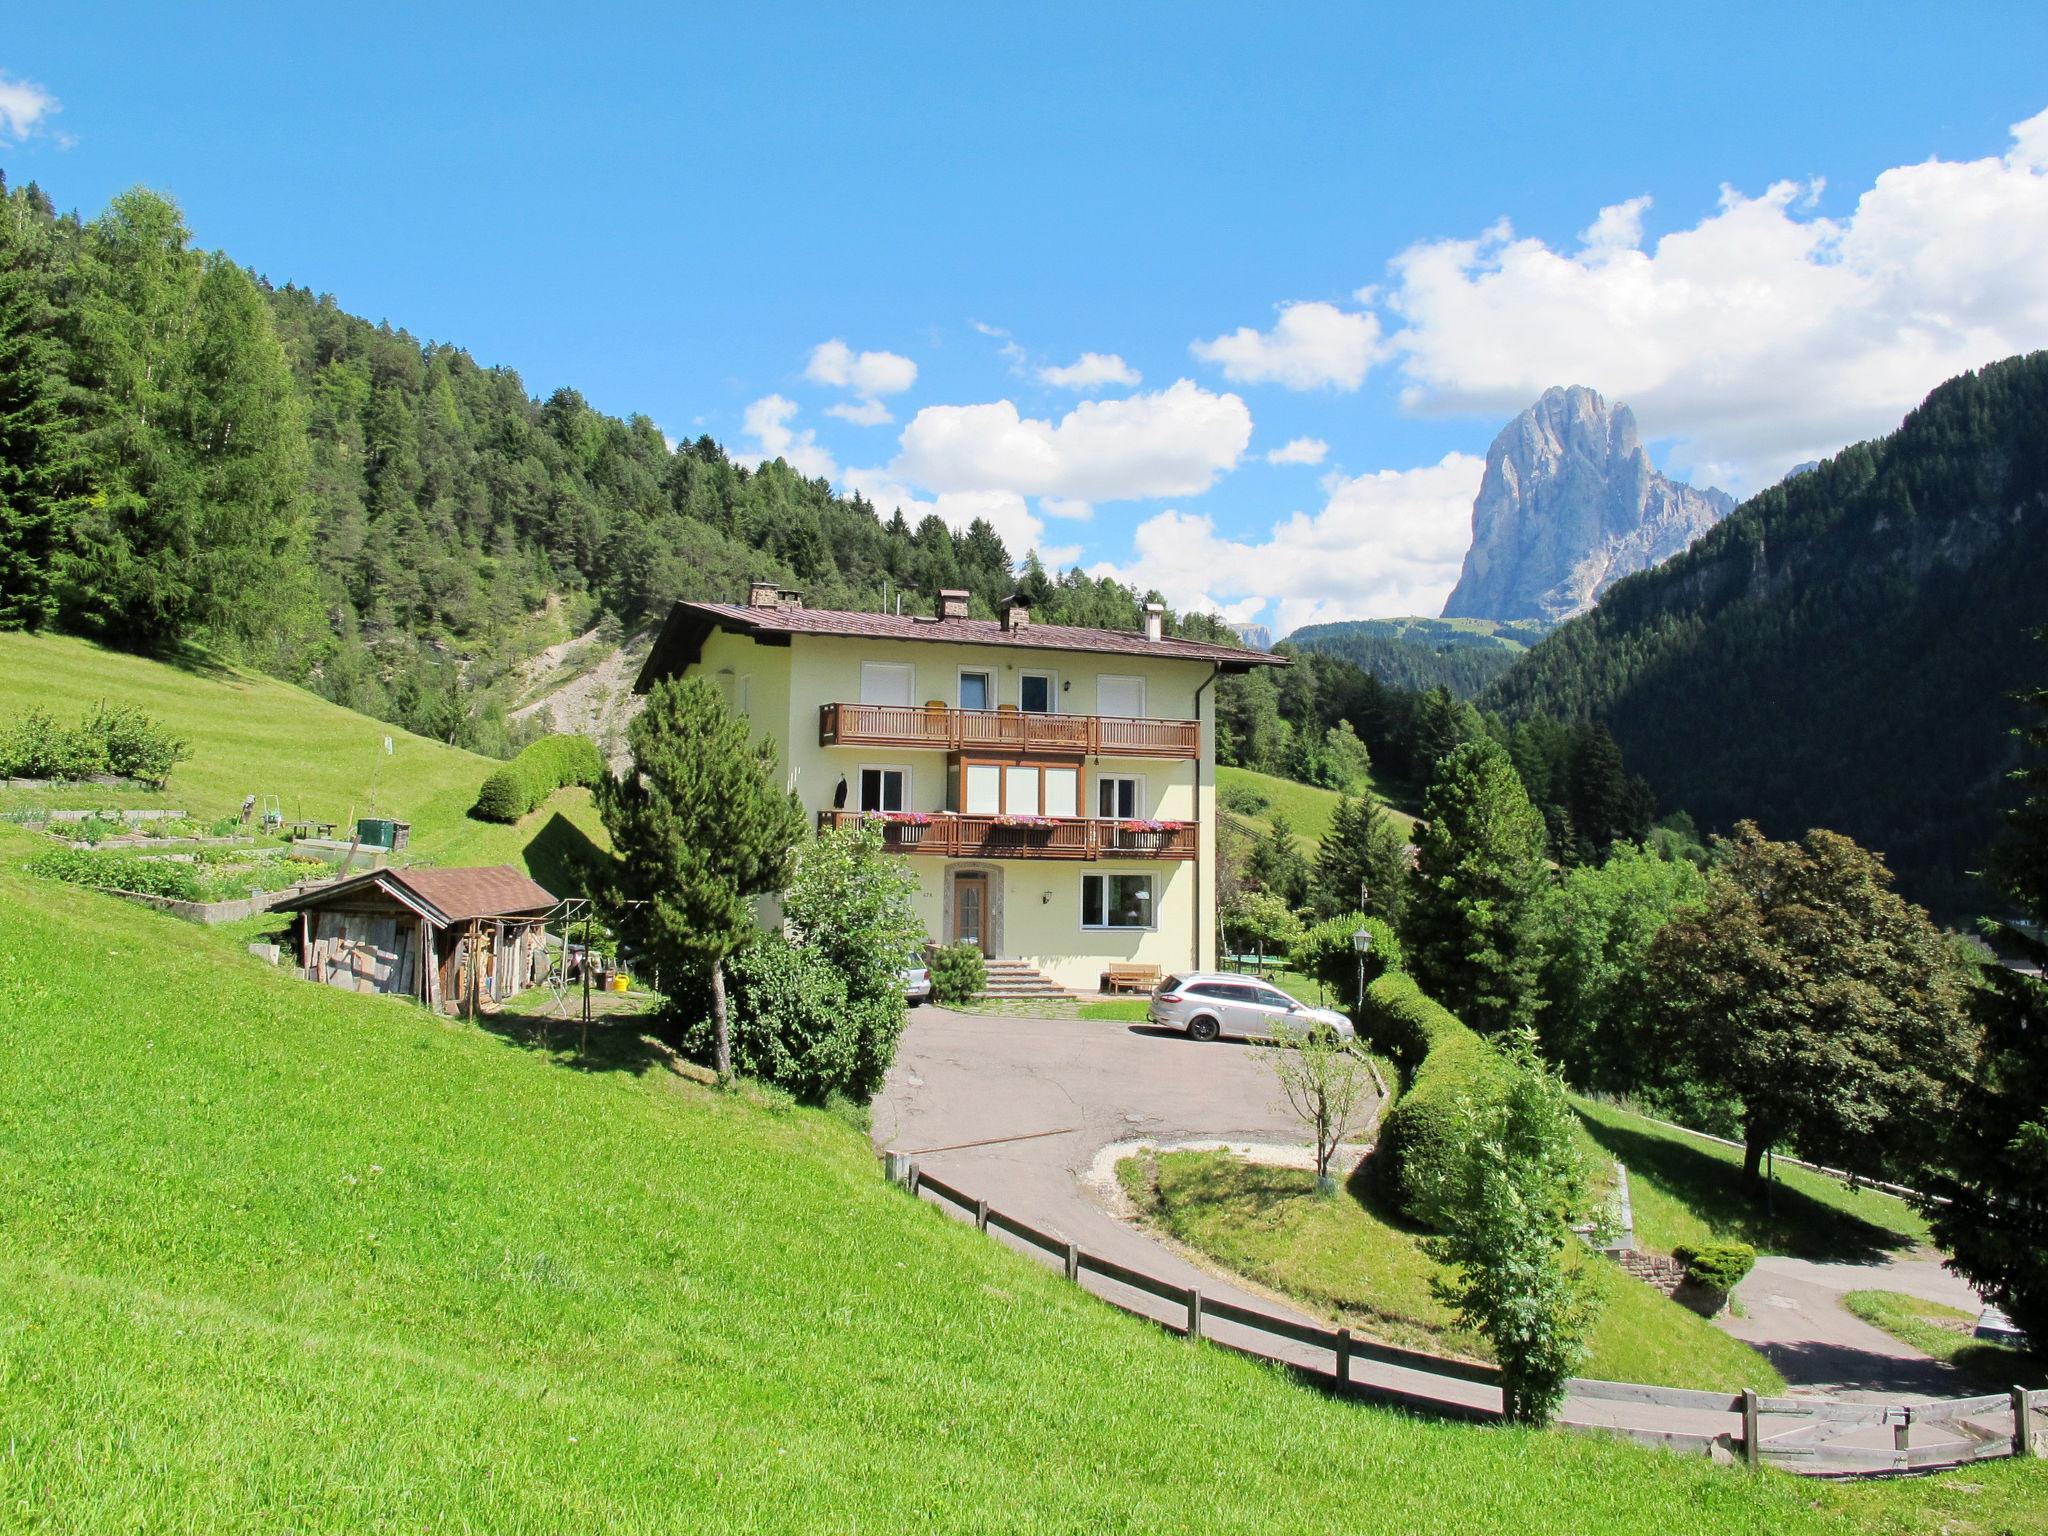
[819, 701, 1199, 759]
[818, 810, 1198, 861]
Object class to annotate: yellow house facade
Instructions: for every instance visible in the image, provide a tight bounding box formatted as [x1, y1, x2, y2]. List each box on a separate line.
[636, 582, 1287, 992]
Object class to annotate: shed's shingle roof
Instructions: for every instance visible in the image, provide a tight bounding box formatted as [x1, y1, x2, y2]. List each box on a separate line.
[290, 865, 557, 925]
[636, 600, 1285, 692]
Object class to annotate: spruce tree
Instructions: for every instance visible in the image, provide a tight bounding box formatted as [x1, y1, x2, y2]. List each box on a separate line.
[0, 190, 76, 630]
[599, 676, 805, 1081]
[1404, 737, 1549, 1033]
[1313, 790, 1408, 928]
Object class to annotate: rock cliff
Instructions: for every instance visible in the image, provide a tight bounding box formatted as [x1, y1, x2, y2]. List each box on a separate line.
[1442, 386, 1731, 622]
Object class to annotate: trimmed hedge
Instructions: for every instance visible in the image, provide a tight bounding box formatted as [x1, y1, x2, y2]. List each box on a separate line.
[1674, 1242, 1757, 1293]
[471, 734, 604, 823]
[1364, 971, 1508, 1228]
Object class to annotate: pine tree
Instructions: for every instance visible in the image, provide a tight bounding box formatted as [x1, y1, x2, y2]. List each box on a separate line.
[1249, 810, 1311, 909]
[1404, 737, 1550, 1033]
[599, 676, 806, 1081]
[1313, 790, 1408, 928]
[0, 189, 77, 630]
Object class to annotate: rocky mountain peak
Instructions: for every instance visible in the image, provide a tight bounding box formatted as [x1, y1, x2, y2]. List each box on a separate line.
[1442, 385, 1732, 623]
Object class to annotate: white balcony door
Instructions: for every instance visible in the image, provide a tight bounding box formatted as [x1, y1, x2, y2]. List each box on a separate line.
[861, 662, 914, 707]
[1097, 674, 1146, 718]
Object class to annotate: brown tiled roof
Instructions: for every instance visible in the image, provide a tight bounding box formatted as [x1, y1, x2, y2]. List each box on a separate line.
[291, 865, 557, 925]
[637, 600, 1286, 691]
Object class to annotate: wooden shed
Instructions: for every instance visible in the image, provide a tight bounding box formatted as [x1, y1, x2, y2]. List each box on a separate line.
[285, 866, 558, 1015]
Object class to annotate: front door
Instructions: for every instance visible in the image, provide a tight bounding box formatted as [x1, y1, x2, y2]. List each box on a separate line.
[953, 873, 989, 955]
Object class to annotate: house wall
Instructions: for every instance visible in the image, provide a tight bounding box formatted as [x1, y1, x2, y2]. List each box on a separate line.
[686, 623, 1219, 986]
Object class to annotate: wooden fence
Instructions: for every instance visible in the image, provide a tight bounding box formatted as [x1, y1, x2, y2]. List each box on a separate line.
[890, 1158, 2047, 1476]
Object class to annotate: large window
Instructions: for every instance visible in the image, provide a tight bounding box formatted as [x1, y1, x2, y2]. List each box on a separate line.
[1096, 774, 1142, 819]
[960, 758, 1078, 817]
[958, 670, 991, 712]
[859, 766, 907, 813]
[1082, 873, 1154, 930]
[860, 661, 914, 706]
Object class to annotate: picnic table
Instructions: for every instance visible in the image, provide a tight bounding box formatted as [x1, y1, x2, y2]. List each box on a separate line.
[287, 819, 338, 839]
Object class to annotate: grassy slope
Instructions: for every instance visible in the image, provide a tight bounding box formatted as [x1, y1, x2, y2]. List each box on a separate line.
[0, 855, 1916, 1536]
[1120, 1149, 1786, 1396]
[0, 631, 607, 892]
[1216, 765, 1418, 858]
[1574, 1100, 1932, 1262]
[1841, 1292, 2047, 1392]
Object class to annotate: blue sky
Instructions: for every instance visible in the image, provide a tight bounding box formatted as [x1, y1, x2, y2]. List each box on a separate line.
[8, 2, 2048, 631]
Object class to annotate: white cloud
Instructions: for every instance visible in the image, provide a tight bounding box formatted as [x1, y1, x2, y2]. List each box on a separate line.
[1039, 496, 1093, 521]
[0, 73, 59, 142]
[805, 338, 916, 425]
[1190, 300, 1387, 390]
[1383, 105, 2048, 490]
[742, 395, 838, 480]
[1091, 452, 1485, 634]
[1264, 436, 1328, 466]
[890, 379, 1252, 503]
[1038, 352, 1141, 390]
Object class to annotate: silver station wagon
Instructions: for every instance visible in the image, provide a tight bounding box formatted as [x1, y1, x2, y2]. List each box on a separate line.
[1148, 972, 1354, 1044]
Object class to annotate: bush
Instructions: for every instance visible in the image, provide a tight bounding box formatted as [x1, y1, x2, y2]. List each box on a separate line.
[1219, 781, 1270, 816]
[684, 936, 859, 1103]
[929, 943, 986, 1005]
[470, 733, 605, 822]
[1365, 972, 1508, 1227]
[1674, 1242, 1757, 1293]
[1288, 912, 1403, 1011]
[26, 849, 204, 901]
[0, 702, 188, 786]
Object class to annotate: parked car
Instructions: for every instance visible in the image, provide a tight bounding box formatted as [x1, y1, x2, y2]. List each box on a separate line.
[1149, 971, 1354, 1044]
[901, 960, 933, 1004]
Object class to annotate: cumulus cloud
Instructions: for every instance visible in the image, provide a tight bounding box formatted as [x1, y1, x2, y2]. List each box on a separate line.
[1191, 300, 1387, 390]
[1383, 105, 2048, 489]
[840, 468, 1075, 566]
[1039, 496, 1093, 521]
[742, 395, 838, 480]
[805, 338, 917, 425]
[1038, 352, 1141, 390]
[1265, 436, 1328, 466]
[1091, 452, 1485, 633]
[0, 73, 59, 142]
[890, 379, 1252, 503]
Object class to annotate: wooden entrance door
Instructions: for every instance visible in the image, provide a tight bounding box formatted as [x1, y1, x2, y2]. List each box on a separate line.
[953, 873, 990, 955]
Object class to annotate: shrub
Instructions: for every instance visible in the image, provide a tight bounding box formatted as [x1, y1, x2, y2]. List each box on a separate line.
[929, 943, 986, 1005]
[1288, 912, 1403, 1011]
[26, 849, 204, 901]
[1365, 972, 1508, 1227]
[0, 702, 187, 786]
[1219, 782, 1270, 816]
[684, 936, 859, 1103]
[470, 733, 605, 822]
[1674, 1242, 1757, 1293]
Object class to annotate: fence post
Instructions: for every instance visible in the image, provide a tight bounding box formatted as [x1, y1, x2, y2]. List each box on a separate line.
[975, 1196, 989, 1232]
[1336, 1327, 1352, 1386]
[1187, 1287, 1203, 1341]
[2013, 1387, 2035, 1459]
[1742, 1389, 1760, 1470]
[1893, 1405, 1912, 1464]
[908, 1162, 921, 1196]
[883, 1151, 909, 1186]
[1064, 1240, 1080, 1283]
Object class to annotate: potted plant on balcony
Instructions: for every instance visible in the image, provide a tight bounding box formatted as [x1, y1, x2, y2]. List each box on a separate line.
[993, 812, 1057, 839]
[865, 810, 934, 846]
[1118, 817, 1184, 852]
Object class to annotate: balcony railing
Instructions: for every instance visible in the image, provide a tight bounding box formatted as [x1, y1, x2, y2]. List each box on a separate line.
[819, 702, 1198, 759]
[818, 810, 1198, 861]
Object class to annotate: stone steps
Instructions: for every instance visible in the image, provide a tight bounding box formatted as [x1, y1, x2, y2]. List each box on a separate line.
[979, 958, 1079, 1001]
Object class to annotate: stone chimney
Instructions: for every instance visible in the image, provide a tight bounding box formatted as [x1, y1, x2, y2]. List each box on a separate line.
[748, 580, 780, 609]
[938, 588, 970, 621]
[1001, 597, 1031, 633]
[1143, 602, 1164, 643]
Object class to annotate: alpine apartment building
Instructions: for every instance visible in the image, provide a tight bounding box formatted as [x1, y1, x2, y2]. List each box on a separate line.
[635, 582, 1286, 992]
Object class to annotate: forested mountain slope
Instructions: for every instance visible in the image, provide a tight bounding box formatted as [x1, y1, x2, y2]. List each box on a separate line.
[1484, 353, 2048, 910]
[1285, 617, 1548, 697]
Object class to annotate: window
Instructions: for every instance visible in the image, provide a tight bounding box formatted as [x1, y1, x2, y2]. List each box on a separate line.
[1096, 674, 1146, 718]
[1004, 764, 1040, 812]
[1020, 671, 1055, 714]
[860, 661, 914, 706]
[859, 766, 907, 813]
[1096, 774, 1142, 819]
[1042, 766, 1078, 818]
[1082, 873, 1154, 929]
[964, 763, 1002, 815]
[959, 670, 992, 712]
[1255, 987, 1294, 1010]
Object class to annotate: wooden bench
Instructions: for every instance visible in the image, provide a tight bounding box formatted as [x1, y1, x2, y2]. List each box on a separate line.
[1101, 963, 1161, 995]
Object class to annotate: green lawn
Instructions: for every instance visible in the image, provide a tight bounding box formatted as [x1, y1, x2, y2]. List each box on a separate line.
[1574, 1099, 1932, 1262]
[1841, 1291, 2047, 1392]
[0, 631, 607, 893]
[1217, 765, 1418, 857]
[0, 853, 1923, 1534]
[1119, 1147, 1786, 1395]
